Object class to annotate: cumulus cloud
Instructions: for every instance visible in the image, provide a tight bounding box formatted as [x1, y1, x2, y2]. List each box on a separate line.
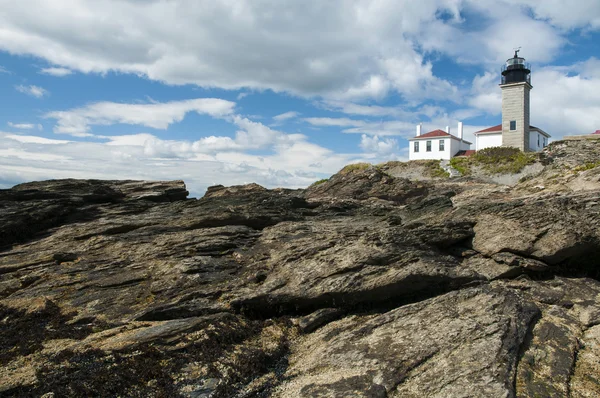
[46, 98, 236, 136]
[467, 57, 600, 138]
[0, 0, 480, 101]
[1, 1, 599, 188]
[531, 64, 600, 136]
[0, 0, 596, 112]
[0, 127, 356, 197]
[468, 72, 502, 115]
[15, 84, 48, 98]
[359, 134, 398, 156]
[503, 0, 600, 30]
[40, 67, 73, 76]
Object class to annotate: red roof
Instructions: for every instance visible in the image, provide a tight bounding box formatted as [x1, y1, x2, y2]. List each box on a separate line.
[418, 129, 451, 138]
[475, 124, 545, 134]
[592, 130, 600, 135]
[475, 124, 502, 134]
[458, 150, 476, 157]
[410, 129, 472, 144]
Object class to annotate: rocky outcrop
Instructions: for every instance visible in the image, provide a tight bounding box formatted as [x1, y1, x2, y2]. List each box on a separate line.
[1, 140, 600, 397]
[0, 179, 188, 249]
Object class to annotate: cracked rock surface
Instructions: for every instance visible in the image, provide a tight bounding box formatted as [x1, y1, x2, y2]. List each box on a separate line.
[1, 140, 600, 397]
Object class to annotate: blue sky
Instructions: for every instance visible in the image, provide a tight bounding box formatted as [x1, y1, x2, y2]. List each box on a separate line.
[1, 0, 599, 197]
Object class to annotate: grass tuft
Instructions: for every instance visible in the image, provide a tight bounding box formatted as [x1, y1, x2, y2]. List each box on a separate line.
[339, 163, 371, 174]
[572, 161, 600, 174]
[310, 178, 329, 186]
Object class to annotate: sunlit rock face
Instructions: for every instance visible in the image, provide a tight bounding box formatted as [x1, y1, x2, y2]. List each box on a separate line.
[2, 139, 600, 397]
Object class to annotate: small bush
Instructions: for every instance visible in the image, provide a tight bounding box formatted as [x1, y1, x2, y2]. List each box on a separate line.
[474, 146, 521, 162]
[449, 157, 471, 175]
[451, 147, 536, 175]
[421, 160, 450, 178]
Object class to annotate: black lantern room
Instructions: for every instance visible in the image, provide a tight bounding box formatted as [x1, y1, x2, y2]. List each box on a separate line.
[501, 50, 531, 85]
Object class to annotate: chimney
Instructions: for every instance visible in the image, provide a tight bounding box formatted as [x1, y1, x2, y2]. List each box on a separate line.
[445, 125, 450, 135]
[458, 121, 463, 140]
[416, 123, 422, 137]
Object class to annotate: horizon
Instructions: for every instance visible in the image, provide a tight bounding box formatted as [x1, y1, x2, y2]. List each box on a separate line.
[1, 1, 599, 197]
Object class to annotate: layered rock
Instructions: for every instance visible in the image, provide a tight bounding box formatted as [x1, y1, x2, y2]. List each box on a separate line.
[1, 140, 600, 397]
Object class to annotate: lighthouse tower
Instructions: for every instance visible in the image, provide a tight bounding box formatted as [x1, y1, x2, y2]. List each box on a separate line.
[500, 50, 531, 151]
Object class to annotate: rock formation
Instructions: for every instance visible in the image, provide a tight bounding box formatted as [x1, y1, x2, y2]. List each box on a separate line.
[1, 140, 600, 397]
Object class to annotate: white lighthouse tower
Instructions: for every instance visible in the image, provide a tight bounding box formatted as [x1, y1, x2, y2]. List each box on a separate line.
[500, 50, 532, 151]
[473, 50, 550, 152]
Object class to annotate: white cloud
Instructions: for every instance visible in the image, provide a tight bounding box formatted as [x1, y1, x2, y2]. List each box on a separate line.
[273, 111, 300, 122]
[0, 0, 478, 102]
[40, 67, 73, 76]
[359, 134, 398, 156]
[502, 0, 600, 30]
[15, 84, 48, 98]
[7, 122, 42, 130]
[46, 98, 236, 136]
[103, 133, 157, 147]
[304, 117, 367, 128]
[320, 101, 404, 117]
[0, 65, 9, 74]
[466, 57, 600, 138]
[531, 63, 600, 137]
[1, 1, 595, 108]
[468, 72, 502, 115]
[0, 148, 69, 161]
[233, 116, 285, 149]
[5, 134, 70, 145]
[304, 117, 417, 137]
[0, 126, 358, 197]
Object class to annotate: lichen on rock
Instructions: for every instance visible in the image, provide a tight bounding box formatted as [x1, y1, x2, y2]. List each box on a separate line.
[2, 140, 600, 397]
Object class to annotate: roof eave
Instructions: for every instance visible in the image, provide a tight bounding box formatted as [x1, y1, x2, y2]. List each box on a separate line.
[530, 127, 551, 137]
[474, 130, 502, 135]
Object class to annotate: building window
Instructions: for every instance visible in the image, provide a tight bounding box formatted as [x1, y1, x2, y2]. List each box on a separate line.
[510, 120, 517, 131]
[538, 134, 540, 147]
[439, 140, 445, 151]
[414, 141, 419, 152]
[426, 141, 432, 152]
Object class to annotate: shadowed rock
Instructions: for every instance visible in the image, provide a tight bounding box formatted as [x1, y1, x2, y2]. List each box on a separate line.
[2, 140, 600, 397]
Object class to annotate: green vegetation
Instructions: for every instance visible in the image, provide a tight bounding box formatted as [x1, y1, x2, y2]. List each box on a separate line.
[449, 157, 471, 175]
[378, 159, 449, 179]
[339, 162, 371, 174]
[473, 147, 536, 174]
[311, 178, 329, 186]
[572, 161, 600, 174]
[376, 160, 403, 169]
[450, 147, 536, 175]
[422, 160, 450, 178]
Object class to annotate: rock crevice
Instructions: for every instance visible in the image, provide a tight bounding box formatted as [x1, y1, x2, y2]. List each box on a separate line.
[2, 140, 600, 397]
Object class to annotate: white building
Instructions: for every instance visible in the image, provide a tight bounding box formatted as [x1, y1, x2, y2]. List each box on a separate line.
[408, 122, 472, 161]
[474, 124, 550, 152]
[474, 50, 551, 152]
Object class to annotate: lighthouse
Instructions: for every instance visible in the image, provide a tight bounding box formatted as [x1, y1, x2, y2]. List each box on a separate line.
[500, 50, 532, 151]
[473, 50, 550, 152]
